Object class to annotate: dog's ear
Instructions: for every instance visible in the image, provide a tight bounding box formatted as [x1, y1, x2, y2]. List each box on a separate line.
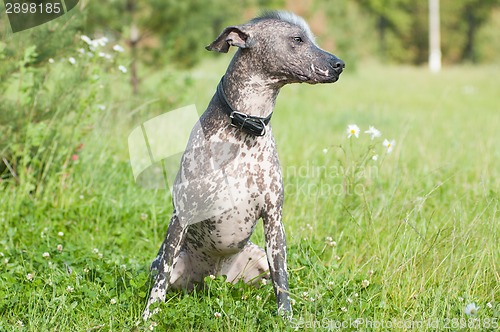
[206, 26, 252, 53]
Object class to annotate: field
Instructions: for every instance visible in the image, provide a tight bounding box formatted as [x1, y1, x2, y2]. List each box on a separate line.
[0, 54, 499, 331]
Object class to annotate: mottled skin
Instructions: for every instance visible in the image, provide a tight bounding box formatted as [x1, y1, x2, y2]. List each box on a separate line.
[144, 11, 344, 319]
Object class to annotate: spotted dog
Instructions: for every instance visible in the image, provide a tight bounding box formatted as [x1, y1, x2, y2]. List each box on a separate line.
[144, 11, 344, 319]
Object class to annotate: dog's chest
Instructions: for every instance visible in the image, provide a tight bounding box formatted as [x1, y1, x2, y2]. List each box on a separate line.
[175, 122, 282, 252]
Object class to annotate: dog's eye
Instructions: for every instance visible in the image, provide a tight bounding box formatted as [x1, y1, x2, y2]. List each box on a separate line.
[292, 36, 303, 43]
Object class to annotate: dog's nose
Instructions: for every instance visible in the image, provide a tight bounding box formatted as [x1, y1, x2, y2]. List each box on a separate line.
[332, 58, 345, 73]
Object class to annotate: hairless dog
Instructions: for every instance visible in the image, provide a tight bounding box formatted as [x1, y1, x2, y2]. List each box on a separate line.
[144, 11, 344, 320]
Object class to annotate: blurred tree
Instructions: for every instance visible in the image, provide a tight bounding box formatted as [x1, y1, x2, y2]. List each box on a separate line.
[459, 0, 500, 62]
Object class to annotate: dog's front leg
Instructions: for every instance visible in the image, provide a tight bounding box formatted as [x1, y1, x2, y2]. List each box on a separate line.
[263, 208, 292, 317]
[143, 213, 187, 320]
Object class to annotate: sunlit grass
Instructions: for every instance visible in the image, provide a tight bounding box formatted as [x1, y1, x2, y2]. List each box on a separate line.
[1, 61, 499, 330]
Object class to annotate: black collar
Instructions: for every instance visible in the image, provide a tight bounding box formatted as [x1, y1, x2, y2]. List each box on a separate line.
[216, 76, 273, 136]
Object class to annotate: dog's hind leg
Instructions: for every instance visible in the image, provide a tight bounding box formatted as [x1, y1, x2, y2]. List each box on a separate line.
[220, 242, 269, 284]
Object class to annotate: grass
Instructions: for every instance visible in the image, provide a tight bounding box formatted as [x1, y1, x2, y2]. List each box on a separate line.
[1, 56, 499, 331]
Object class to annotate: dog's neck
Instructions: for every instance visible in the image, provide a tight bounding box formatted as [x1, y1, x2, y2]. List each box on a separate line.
[222, 53, 282, 118]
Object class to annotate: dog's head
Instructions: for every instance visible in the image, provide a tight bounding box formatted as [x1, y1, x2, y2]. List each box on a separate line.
[206, 11, 344, 85]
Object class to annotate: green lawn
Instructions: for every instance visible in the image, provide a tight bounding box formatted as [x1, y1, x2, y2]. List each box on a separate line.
[1, 60, 499, 331]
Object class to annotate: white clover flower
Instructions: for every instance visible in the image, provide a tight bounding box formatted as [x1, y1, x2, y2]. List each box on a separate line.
[110, 298, 117, 304]
[290, 298, 296, 306]
[383, 139, 396, 153]
[341, 306, 348, 312]
[68, 57, 76, 65]
[58, 231, 64, 237]
[256, 295, 262, 301]
[57, 244, 63, 252]
[486, 302, 493, 309]
[113, 44, 125, 52]
[364, 126, 381, 140]
[361, 279, 370, 288]
[346, 124, 360, 138]
[372, 154, 378, 161]
[214, 312, 222, 318]
[66, 286, 74, 293]
[48, 58, 54, 63]
[118, 65, 127, 73]
[26, 273, 34, 281]
[464, 303, 479, 315]
[92, 248, 99, 254]
[17, 321, 24, 327]
[261, 278, 268, 285]
[43, 252, 50, 258]
[209, 274, 216, 280]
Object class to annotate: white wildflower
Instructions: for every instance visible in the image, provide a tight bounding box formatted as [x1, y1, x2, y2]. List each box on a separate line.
[110, 298, 117, 304]
[58, 231, 64, 237]
[364, 126, 381, 140]
[464, 303, 479, 315]
[68, 57, 76, 65]
[372, 154, 378, 161]
[26, 273, 34, 281]
[43, 252, 50, 258]
[48, 58, 54, 63]
[113, 44, 125, 52]
[66, 286, 74, 293]
[118, 65, 127, 73]
[214, 312, 222, 318]
[80, 35, 92, 45]
[383, 139, 396, 153]
[361, 279, 370, 288]
[57, 244, 63, 252]
[346, 124, 360, 138]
